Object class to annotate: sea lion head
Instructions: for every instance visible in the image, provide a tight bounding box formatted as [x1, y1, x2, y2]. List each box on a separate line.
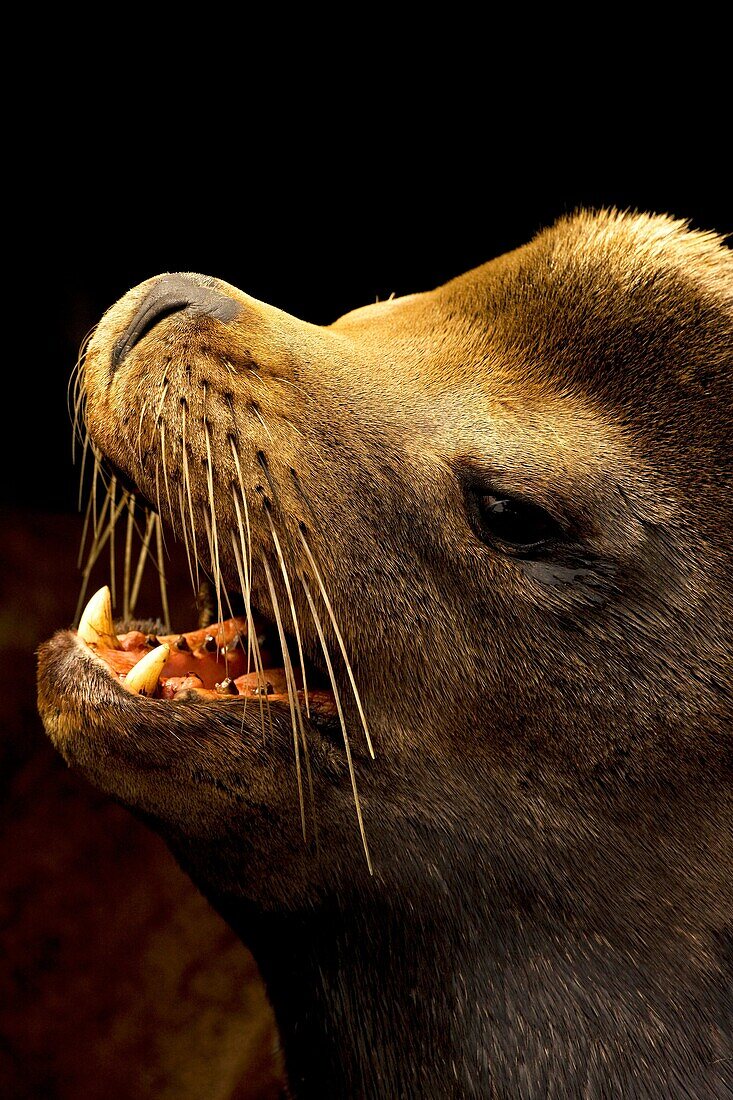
[38, 210, 732, 911]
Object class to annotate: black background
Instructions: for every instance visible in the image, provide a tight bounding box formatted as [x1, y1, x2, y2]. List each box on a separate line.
[15, 135, 731, 512]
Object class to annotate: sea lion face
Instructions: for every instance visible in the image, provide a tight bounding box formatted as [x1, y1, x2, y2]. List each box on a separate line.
[38, 211, 732, 905]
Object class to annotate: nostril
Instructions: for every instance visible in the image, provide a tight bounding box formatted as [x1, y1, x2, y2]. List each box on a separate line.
[111, 273, 241, 372]
[111, 297, 189, 370]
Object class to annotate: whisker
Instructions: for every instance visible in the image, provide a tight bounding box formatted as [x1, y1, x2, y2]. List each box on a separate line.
[69, 326, 95, 461]
[301, 575, 372, 873]
[155, 515, 171, 632]
[282, 417, 305, 439]
[136, 396, 151, 467]
[108, 476, 117, 609]
[77, 489, 94, 570]
[159, 419, 174, 525]
[252, 405, 274, 443]
[91, 450, 102, 538]
[74, 491, 129, 625]
[129, 509, 156, 616]
[299, 528, 374, 758]
[266, 510, 310, 716]
[181, 402, 200, 589]
[230, 489, 255, 689]
[152, 380, 171, 544]
[231, 529, 272, 741]
[77, 433, 90, 512]
[80, 476, 112, 574]
[262, 556, 307, 841]
[123, 493, 136, 621]
[273, 376, 307, 394]
[203, 419, 224, 631]
[177, 481, 198, 595]
[229, 437, 259, 714]
[155, 377, 170, 420]
[229, 437, 254, 589]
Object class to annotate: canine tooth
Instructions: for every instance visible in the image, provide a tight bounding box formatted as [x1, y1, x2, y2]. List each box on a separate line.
[78, 586, 121, 648]
[124, 643, 170, 696]
[215, 677, 238, 695]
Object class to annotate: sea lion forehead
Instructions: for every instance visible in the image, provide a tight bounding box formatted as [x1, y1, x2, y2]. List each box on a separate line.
[437, 210, 733, 398]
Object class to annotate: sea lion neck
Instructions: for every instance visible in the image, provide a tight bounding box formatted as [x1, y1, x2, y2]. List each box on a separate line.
[169, 769, 730, 1100]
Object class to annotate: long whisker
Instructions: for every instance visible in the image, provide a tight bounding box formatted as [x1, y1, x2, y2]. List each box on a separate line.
[152, 377, 171, 532]
[251, 405, 274, 443]
[129, 509, 156, 616]
[263, 507, 317, 836]
[108, 476, 117, 609]
[80, 476, 112, 573]
[181, 401, 200, 589]
[266, 510, 310, 716]
[230, 490, 255, 699]
[229, 437, 254, 591]
[74, 491, 129, 625]
[229, 438, 260, 716]
[177, 481, 197, 595]
[155, 515, 171, 632]
[299, 528, 374, 758]
[203, 417, 224, 633]
[123, 493, 136, 621]
[77, 433, 90, 512]
[262, 556, 307, 841]
[231, 529, 272, 741]
[159, 419, 174, 526]
[136, 396, 151, 467]
[91, 450, 102, 538]
[69, 326, 95, 460]
[301, 575, 372, 873]
[77, 487, 94, 570]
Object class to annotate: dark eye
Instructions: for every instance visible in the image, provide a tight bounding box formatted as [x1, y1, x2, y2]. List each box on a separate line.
[468, 491, 565, 553]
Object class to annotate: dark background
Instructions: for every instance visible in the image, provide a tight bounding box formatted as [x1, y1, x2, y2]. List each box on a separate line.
[13, 147, 732, 513]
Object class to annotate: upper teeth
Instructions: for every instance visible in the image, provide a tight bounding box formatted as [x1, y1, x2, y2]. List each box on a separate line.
[78, 586, 122, 649]
[124, 643, 170, 696]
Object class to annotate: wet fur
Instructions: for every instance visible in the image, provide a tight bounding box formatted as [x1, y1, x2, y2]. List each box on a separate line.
[39, 211, 732, 1098]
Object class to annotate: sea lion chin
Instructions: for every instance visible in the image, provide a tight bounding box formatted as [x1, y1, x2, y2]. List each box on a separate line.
[38, 210, 732, 1098]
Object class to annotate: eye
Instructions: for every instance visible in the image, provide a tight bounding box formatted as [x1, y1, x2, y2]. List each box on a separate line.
[467, 490, 565, 553]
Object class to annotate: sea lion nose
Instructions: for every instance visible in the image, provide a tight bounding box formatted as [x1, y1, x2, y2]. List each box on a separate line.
[110, 273, 241, 371]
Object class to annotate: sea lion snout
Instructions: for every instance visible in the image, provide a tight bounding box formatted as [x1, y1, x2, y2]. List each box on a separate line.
[111, 272, 242, 371]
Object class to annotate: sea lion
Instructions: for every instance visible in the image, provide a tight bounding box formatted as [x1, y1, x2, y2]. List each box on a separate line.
[38, 210, 732, 1099]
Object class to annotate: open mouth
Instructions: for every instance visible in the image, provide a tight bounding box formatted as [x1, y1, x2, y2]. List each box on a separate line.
[76, 584, 337, 718]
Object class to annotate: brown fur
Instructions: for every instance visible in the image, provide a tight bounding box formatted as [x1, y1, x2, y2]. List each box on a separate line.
[39, 211, 732, 1098]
